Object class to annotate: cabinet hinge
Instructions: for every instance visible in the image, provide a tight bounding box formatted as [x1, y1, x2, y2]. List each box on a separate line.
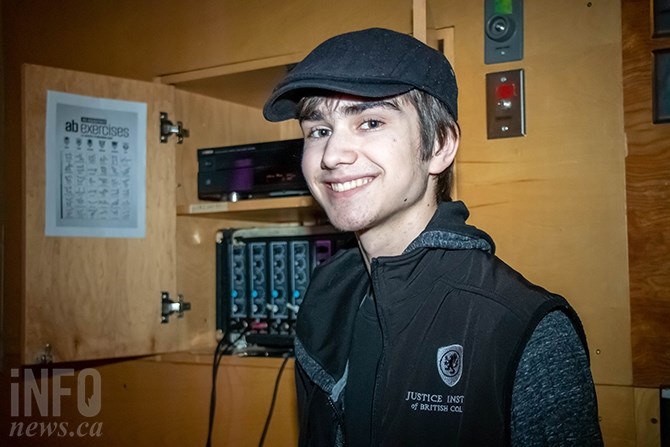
[159, 112, 189, 144]
[161, 291, 192, 323]
[36, 344, 54, 364]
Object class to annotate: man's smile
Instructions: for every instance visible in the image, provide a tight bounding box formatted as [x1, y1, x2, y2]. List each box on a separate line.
[328, 177, 373, 193]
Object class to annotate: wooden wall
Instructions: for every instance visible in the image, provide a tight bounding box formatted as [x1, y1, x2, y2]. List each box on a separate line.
[428, 0, 632, 389]
[622, 0, 670, 389]
[426, 3, 661, 444]
[0, 356, 298, 447]
[0, 0, 664, 445]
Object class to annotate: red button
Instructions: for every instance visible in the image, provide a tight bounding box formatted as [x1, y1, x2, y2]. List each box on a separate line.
[496, 83, 516, 100]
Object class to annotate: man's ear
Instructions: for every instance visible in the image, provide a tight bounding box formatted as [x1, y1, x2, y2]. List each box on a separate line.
[428, 135, 459, 175]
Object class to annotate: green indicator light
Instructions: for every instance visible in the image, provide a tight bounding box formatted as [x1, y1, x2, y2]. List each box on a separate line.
[495, 0, 513, 15]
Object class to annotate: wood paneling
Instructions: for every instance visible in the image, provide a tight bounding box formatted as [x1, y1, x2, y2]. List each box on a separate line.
[2, 0, 662, 446]
[596, 385, 661, 447]
[622, 0, 670, 388]
[0, 355, 298, 447]
[429, 0, 632, 386]
[635, 387, 662, 447]
[22, 65, 182, 363]
[3, 0, 412, 84]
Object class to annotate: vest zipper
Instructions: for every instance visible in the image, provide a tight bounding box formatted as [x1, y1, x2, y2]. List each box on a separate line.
[326, 395, 345, 447]
[369, 261, 387, 446]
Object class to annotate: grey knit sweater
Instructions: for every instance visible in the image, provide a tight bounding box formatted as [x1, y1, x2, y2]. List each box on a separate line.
[511, 310, 603, 445]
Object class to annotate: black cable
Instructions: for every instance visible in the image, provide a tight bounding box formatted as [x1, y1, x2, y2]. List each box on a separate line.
[258, 351, 293, 447]
[205, 328, 250, 447]
[205, 335, 229, 447]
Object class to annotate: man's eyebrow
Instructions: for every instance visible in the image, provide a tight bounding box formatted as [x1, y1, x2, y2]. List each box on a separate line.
[340, 100, 401, 116]
[299, 109, 325, 123]
[299, 99, 401, 123]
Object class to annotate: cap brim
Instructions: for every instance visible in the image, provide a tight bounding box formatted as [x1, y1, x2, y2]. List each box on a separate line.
[263, 78, 413, 122]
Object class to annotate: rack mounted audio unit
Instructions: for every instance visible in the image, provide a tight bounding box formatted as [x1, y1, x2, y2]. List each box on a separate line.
[198, 138, 309, 201]
[216, 226, 354, 354]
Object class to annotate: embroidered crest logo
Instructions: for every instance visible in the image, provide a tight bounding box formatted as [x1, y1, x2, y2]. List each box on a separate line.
[437, 344, 463, 387]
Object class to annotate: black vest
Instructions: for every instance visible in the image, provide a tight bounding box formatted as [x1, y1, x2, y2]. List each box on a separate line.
[295, 203, 586, 446]
[295, 248, 584, 446]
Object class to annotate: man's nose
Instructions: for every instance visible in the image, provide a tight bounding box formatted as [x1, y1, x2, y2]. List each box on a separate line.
[321, 129, 358, 169]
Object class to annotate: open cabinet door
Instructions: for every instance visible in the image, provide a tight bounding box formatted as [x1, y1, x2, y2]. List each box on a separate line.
[22, 64, 186, 364]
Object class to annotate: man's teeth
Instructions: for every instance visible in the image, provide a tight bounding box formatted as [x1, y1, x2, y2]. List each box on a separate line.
[330, 178, 372, 192]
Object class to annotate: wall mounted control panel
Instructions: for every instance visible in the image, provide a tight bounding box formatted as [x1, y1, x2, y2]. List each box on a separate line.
[486, 69, 526, 139]
[485, 0, 523, 64]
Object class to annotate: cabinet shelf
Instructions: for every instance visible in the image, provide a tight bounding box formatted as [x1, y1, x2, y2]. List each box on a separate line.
[157, 52, 306, 108]
[177, 195, 323, 223]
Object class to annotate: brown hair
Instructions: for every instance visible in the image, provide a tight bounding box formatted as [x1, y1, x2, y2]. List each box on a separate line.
[403, 89, 459, 202]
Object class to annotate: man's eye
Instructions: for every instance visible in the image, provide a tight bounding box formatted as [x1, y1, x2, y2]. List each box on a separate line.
[308, 128, 331, 138]
[360, 119, 383, 130]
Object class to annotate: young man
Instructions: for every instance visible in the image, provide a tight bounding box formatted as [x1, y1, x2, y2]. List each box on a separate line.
[263, 28, 603, 446]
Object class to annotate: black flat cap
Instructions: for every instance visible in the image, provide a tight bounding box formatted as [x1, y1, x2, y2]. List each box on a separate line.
[263, 27, 458, 122]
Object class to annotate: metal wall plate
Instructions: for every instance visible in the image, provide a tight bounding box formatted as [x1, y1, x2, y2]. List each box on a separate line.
[486, 69, 526, 139]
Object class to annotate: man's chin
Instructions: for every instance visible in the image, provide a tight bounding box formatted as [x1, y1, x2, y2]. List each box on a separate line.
[317, 201, 375, 233]
[325, 215, 371, 234]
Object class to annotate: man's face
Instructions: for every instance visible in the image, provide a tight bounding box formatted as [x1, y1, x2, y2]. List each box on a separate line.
[300, 95, 436, 242]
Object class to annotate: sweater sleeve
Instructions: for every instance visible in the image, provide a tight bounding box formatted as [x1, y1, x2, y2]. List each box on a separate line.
[511, 310, 604, 446]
